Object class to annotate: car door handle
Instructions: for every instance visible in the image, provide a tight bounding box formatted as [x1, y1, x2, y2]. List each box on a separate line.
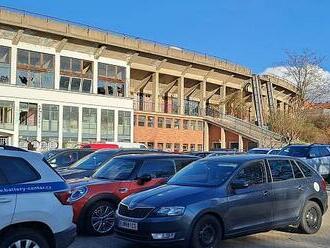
[297, 185, 304, 191]
[263, 191, 269, 196]
[0, 198, 12, 203]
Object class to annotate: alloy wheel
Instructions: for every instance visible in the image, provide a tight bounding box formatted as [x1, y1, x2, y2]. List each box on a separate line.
[91, 204, 115, 234]
[306, 207, 319, 230]
[9, 240, 40, 248]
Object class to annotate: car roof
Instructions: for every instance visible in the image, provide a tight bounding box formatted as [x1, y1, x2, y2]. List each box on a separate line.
[205, 154, 293, 164]
[249, 148, 271, 151]
[112, 153, 200, 160]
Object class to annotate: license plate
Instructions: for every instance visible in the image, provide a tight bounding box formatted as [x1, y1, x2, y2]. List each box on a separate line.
[118, 219, 138, 231]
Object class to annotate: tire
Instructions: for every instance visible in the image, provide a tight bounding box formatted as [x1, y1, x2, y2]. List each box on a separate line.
[298, 201, 322, 234]
[0, 228, 49, 248]
[84, 200, 117, 236]
[190, 215, 222, 248]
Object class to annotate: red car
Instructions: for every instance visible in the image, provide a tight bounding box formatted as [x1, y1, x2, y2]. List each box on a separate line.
[67, 154, 199, 235]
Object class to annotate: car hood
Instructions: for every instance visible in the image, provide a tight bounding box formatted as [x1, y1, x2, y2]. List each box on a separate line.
[122, 184, 216, 208]
[67, 177, 113, 188]
[56, 167, 94, 179]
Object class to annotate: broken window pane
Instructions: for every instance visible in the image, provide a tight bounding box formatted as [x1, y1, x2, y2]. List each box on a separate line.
[0, 46, 10, 84]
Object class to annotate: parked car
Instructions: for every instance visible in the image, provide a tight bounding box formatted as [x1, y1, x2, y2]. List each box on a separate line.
[115, 154, 328, 248]
[46, 148, 94, 168]
[248, 148, 281, 155]
[68, 153, 199, 235]
[42, 148, 67, 160]
[80, 142, 147, 150]
[186, 152, 213, 158]
[0, 145, 76, 248]
[57, 149, 157, 179]
[279, 144, 330, 180]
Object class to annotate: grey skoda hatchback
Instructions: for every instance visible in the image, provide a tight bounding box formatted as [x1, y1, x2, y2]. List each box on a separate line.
[115, 155, 328, 248]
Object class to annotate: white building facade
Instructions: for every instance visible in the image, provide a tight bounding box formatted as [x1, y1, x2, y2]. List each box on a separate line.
[0, 38, 134, 150]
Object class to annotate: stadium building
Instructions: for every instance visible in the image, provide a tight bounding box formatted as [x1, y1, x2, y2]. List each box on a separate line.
[0, 7, 297, 151]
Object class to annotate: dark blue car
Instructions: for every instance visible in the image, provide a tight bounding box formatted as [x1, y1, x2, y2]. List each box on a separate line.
[115, 155, 328, 248]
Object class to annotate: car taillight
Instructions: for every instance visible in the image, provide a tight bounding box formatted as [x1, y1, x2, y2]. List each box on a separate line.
[54, 191, 71, 205]
[321, 178, 327, 192]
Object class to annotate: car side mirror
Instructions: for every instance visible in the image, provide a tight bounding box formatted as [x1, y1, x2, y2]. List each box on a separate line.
[137, 174, 152, 185]
[231, 178, 249, 190]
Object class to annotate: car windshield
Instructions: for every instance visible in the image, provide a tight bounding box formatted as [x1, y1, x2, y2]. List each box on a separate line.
[69, 150, 117, 170]
[168, 159, 238, 187]
[269, 149, 280, 155]
[279, 146, 309, 157]
[43, 150, 64, 160]
[93, 158, 137, 180]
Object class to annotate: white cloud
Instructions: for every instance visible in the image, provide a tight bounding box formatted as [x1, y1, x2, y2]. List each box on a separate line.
[261, 66, 330, 102]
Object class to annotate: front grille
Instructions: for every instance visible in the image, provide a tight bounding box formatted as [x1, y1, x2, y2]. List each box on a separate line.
[118, 204, 154, 218]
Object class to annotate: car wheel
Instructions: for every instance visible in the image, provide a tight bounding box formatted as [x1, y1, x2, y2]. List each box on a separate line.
[299, 201, 322, 234]
[85, 200, 117, 235]
[190, 215, 222, 248]
[0, 228, 49, 248]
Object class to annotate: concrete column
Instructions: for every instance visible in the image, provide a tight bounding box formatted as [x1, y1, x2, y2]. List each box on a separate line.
[201, 80, 207, 115]
[58, 105, 63, 149]
[114, 110, 118, 142]
[92, 60, 98, 94]
[96, 108, 101, 141]
[152, 72, 159, 112]
[203, 121, 209, 151]
[221, 127, 226, 149]
[78, 107, 82, 143]
[219, 85, 226, 115]
[13, 100, 20, 146]
[178, 76, 185, 115]
[126, 65, 131, 97]
[10, 46, 17, 85]
[130, 111, 134, 143]
[54, 53, 61, 89]
[238, 134, 243, 152]
[37, 103, 42, 144]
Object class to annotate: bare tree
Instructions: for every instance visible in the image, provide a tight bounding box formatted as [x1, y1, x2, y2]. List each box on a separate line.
[283, 50, 330, 104]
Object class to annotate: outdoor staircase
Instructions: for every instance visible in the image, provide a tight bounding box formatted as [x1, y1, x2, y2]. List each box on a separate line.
[204, 114, 282, 147]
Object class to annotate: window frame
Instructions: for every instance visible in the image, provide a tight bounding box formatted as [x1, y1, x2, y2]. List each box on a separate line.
[266, 158, 295, 183]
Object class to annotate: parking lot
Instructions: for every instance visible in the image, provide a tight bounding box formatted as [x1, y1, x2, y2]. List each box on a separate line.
[71, 196, 330, 248]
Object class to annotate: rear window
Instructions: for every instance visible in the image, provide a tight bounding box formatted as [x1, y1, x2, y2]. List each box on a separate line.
[69, 150, 117, 170]
[295, 160, 313, 177]
[268, 159, 294, 182]
[279, 146, 309, 157]
[0, 156, 40, 184]
[138, 159, 176, 178]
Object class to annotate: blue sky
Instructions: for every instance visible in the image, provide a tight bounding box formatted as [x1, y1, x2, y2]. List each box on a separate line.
[1, 0, 329, 73]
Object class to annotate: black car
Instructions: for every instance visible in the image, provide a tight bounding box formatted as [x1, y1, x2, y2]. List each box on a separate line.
[46, 148, 93, 168]
[115, 155, 328, 248]
[57, 149, 160, 179]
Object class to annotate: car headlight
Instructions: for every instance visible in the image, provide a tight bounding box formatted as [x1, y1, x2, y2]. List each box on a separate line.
[154, 207, 185, 217]
[68, 186, 88, 203]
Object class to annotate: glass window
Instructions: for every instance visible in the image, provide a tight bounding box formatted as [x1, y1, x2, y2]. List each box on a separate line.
[190, 144, 196, 151]
[158, 117, 164, 128]
[279, 146, 309, 157]
[165, 118, 172, 128]
[197, 121, 203, 131]
[42, 104, 59, 137]
[147, 116, 154, 127]
[174, 143, 180, 152]
[0, 100, 14, 130]
[138, 115, 146, 127]
[157, 143, 164, 150]
[101, 109, 114, 141]
[174, 119, 180, 129]
[118, 111, 131, 142]
[138, 159, 176, 178]
[166, 143, 172, 150]
[0, 156, 40, 184]
[183, 120, 189, 129]
[60, 56, 93, 93]
[292, 161, 304, 179]
[235, 161, 266, 185]
[62, 106, 78, 148]
[82, 108, 97, 139]
[97, 63, 126, 97]
[94, 158, 137, 180]
[295, 160, 313, 177]
[182, 144, 188, 152]
[71, 78, 81, 92]
[268, 160, 294, 182]
[19, 102, 38, 134]
[175, 159, 196, 172]
[169, 160, 238, 186]
[190, 120, 196, 130]
[70, 150, 117, 170]
[197, 144, 203, 151]
[0, 46, 11, 84]
[319, 146, 330, 157]
[17, 49, 54, 89]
